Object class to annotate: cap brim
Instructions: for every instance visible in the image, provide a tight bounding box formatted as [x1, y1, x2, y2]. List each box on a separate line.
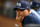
[14, 7, 25, 11]
[14, 6, 31, 11]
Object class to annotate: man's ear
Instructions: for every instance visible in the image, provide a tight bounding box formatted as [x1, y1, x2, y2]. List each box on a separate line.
[27, 9, 31, 14]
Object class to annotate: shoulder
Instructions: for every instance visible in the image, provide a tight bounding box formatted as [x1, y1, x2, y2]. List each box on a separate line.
[22, 13, 39, 24]
[22, 14, 36, 23]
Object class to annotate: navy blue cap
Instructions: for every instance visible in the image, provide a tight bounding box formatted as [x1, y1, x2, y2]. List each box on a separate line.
[14, 1, 31, 10]
[31, 1, 40, 8]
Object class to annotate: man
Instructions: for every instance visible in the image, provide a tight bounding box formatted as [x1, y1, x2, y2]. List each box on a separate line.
[14, 1, 40, 27]
[30, 1, 40, 19]
[31, 1, 40, 13]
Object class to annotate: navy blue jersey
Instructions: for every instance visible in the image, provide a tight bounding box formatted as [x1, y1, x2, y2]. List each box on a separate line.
[22, 12, 40, 26]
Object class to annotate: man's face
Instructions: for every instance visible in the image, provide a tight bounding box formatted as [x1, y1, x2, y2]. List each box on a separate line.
[16, 9, 30, 21]
[16, 9, 28, 17]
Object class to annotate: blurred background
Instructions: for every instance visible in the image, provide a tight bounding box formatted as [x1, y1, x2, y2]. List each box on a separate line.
[0, 0, 40, 27]
[0, 0, 40, 18]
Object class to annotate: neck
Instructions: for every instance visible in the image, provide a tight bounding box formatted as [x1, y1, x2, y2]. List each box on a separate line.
[26, 11, 31, 16]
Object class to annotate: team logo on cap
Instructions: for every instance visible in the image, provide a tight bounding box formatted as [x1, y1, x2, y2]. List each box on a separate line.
[16, 2, 21, 7]
[27, 7, 28, 8]
[36, 5, 38, 7]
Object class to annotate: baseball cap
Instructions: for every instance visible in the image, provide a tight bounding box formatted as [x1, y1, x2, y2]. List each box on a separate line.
[14, 1, 31, 10]
[31, 1, 40, 8]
